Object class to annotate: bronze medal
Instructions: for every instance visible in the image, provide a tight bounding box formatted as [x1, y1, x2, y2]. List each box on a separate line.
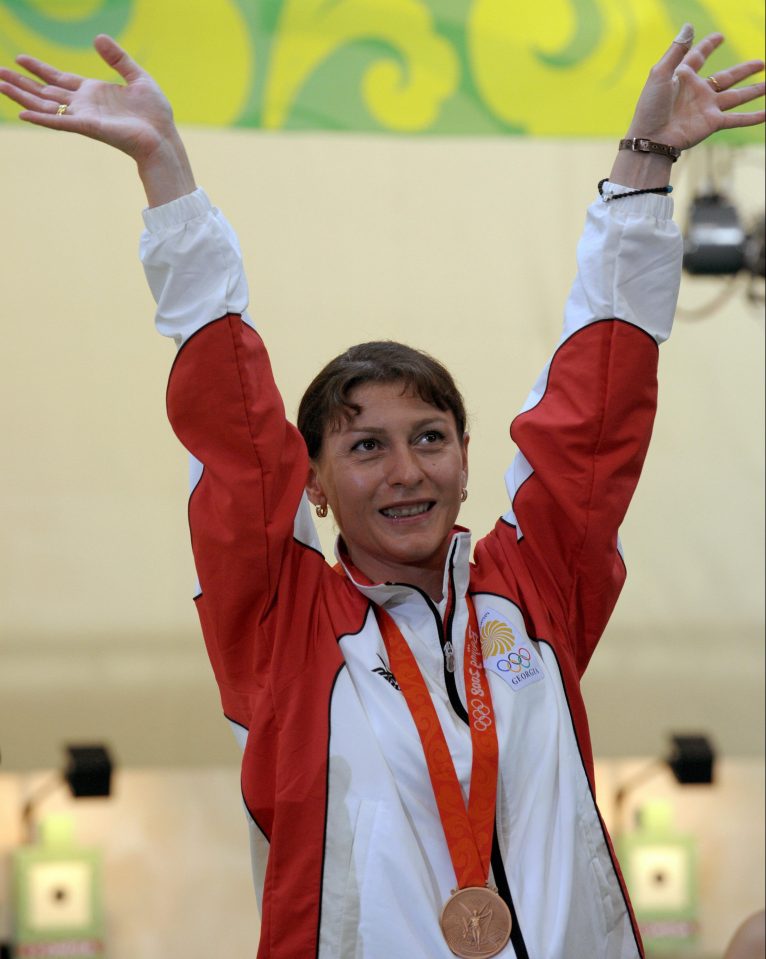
[440, 886, 512, 958]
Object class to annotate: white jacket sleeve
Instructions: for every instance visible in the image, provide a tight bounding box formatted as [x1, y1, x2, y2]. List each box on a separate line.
[139, 187, 251, 346]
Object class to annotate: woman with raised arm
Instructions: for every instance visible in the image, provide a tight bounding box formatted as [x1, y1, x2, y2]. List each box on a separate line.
[1, 27, 763, 959]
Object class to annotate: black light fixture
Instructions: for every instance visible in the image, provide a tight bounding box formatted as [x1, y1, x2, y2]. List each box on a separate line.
[683, 192, 747, 275]
[666, 734, 715, 785]
[679, 144, 764, 311]
[613, 733, 716, 838]
[63, 745, 113, 798]
[22, 744, 114, 843]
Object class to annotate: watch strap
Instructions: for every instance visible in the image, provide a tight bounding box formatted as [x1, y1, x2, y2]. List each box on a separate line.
[618, 137, 681, 162]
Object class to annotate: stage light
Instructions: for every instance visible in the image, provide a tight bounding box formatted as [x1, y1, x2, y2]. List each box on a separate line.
[613, 732, 716, 837]
[21, 744, 114, 843]
[683, 193, 746, 275]
[63, 746, 113, 800]
[666, 734, 715, 786]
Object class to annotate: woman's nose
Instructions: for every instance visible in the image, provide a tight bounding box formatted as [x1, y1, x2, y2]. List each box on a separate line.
[385, 444, 425, 487]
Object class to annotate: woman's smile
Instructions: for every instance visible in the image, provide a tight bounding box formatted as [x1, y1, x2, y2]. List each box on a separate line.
[379, 501, 435, 520]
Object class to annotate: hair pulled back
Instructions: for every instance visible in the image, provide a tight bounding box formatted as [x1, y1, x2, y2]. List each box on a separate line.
[297, 341, 466, 460]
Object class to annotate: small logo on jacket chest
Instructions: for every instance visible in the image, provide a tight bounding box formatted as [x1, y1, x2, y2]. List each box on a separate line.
[479, 609, 544, 691]
[372, 654, 400, 690]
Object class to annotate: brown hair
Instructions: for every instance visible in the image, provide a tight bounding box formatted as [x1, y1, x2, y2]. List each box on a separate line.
[297, 341, 467, 459]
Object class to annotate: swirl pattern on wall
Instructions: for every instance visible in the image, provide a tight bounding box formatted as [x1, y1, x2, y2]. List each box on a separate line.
[0, 0, 762, 139]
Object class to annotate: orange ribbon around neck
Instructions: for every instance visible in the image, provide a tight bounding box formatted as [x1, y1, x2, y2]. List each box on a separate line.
[375, 596, 498, 889]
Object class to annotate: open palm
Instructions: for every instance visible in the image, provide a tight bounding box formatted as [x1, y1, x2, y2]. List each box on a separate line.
[627, 32, 765, 149]
[0, 34, 173, 162]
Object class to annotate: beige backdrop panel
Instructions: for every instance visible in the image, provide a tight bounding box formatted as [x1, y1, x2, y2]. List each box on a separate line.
[0, 760, 762, 958]
[1, 126, 763, 770]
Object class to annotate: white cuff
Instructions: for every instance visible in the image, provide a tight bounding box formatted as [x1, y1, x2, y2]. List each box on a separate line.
[142, 187, 213, 233]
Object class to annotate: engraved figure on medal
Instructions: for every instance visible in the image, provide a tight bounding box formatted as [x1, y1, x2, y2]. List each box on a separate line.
[464, 902, 492, 947]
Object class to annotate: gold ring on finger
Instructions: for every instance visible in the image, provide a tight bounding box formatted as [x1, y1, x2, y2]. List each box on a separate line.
[707, 75, 721, 92]
[56, 103, 68, 115]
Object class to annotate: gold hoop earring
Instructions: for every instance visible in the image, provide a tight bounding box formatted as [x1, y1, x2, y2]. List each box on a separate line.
[315, 503, 328, 518]
[460, 488, 468, 503]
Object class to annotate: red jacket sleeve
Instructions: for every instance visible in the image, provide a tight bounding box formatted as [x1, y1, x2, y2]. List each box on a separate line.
[166, 314, 310, 715]
[508, 319, 659, 674]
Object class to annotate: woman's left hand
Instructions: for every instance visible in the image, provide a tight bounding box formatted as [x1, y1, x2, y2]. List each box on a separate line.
[625, 27, 764, 151]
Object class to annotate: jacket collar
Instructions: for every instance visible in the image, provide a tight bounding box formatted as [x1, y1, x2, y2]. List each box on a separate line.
[335, 528, 473, 616]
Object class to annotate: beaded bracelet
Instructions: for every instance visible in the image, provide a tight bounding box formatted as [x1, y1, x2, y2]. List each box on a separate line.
[598, 178, 673, 202]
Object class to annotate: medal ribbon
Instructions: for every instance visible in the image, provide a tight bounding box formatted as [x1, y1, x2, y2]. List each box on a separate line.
[375, 597, 498, 889]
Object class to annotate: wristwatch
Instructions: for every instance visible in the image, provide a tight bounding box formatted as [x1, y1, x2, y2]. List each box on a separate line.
[618, 138, 681, 162]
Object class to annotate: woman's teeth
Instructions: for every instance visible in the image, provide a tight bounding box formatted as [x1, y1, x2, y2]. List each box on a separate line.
[381, 503, 432, 519]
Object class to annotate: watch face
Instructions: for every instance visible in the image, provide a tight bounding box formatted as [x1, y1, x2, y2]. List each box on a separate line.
[28, 860, 94, 930]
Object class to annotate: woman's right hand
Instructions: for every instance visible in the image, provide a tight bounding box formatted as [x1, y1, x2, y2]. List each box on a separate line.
[0, 34, 195, 206]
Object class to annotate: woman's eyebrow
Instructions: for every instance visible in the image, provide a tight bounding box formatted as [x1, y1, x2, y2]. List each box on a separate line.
[344, 416, 449, 435]
[343, 425, 388, 435]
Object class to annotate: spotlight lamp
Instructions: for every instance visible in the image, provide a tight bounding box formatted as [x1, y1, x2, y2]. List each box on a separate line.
[679, 143, 765, 314]
[683, 192, 747, 276]
[613, 733, 715, 838]
[21, 744, 114, 843]
[665, 734, 715, 785]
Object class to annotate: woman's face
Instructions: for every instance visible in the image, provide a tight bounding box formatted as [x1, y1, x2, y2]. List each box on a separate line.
[306, 381, 469, 598]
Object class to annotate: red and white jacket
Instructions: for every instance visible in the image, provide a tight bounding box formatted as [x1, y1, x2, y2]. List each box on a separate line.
[141, 183, 681, 959]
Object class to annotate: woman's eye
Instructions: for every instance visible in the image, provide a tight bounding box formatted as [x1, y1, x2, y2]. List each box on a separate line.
[353, 438, 379, 452]
[420, 430, 444, 444]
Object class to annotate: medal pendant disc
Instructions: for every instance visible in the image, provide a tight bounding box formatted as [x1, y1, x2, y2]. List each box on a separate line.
[440, 886, 512, 958]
